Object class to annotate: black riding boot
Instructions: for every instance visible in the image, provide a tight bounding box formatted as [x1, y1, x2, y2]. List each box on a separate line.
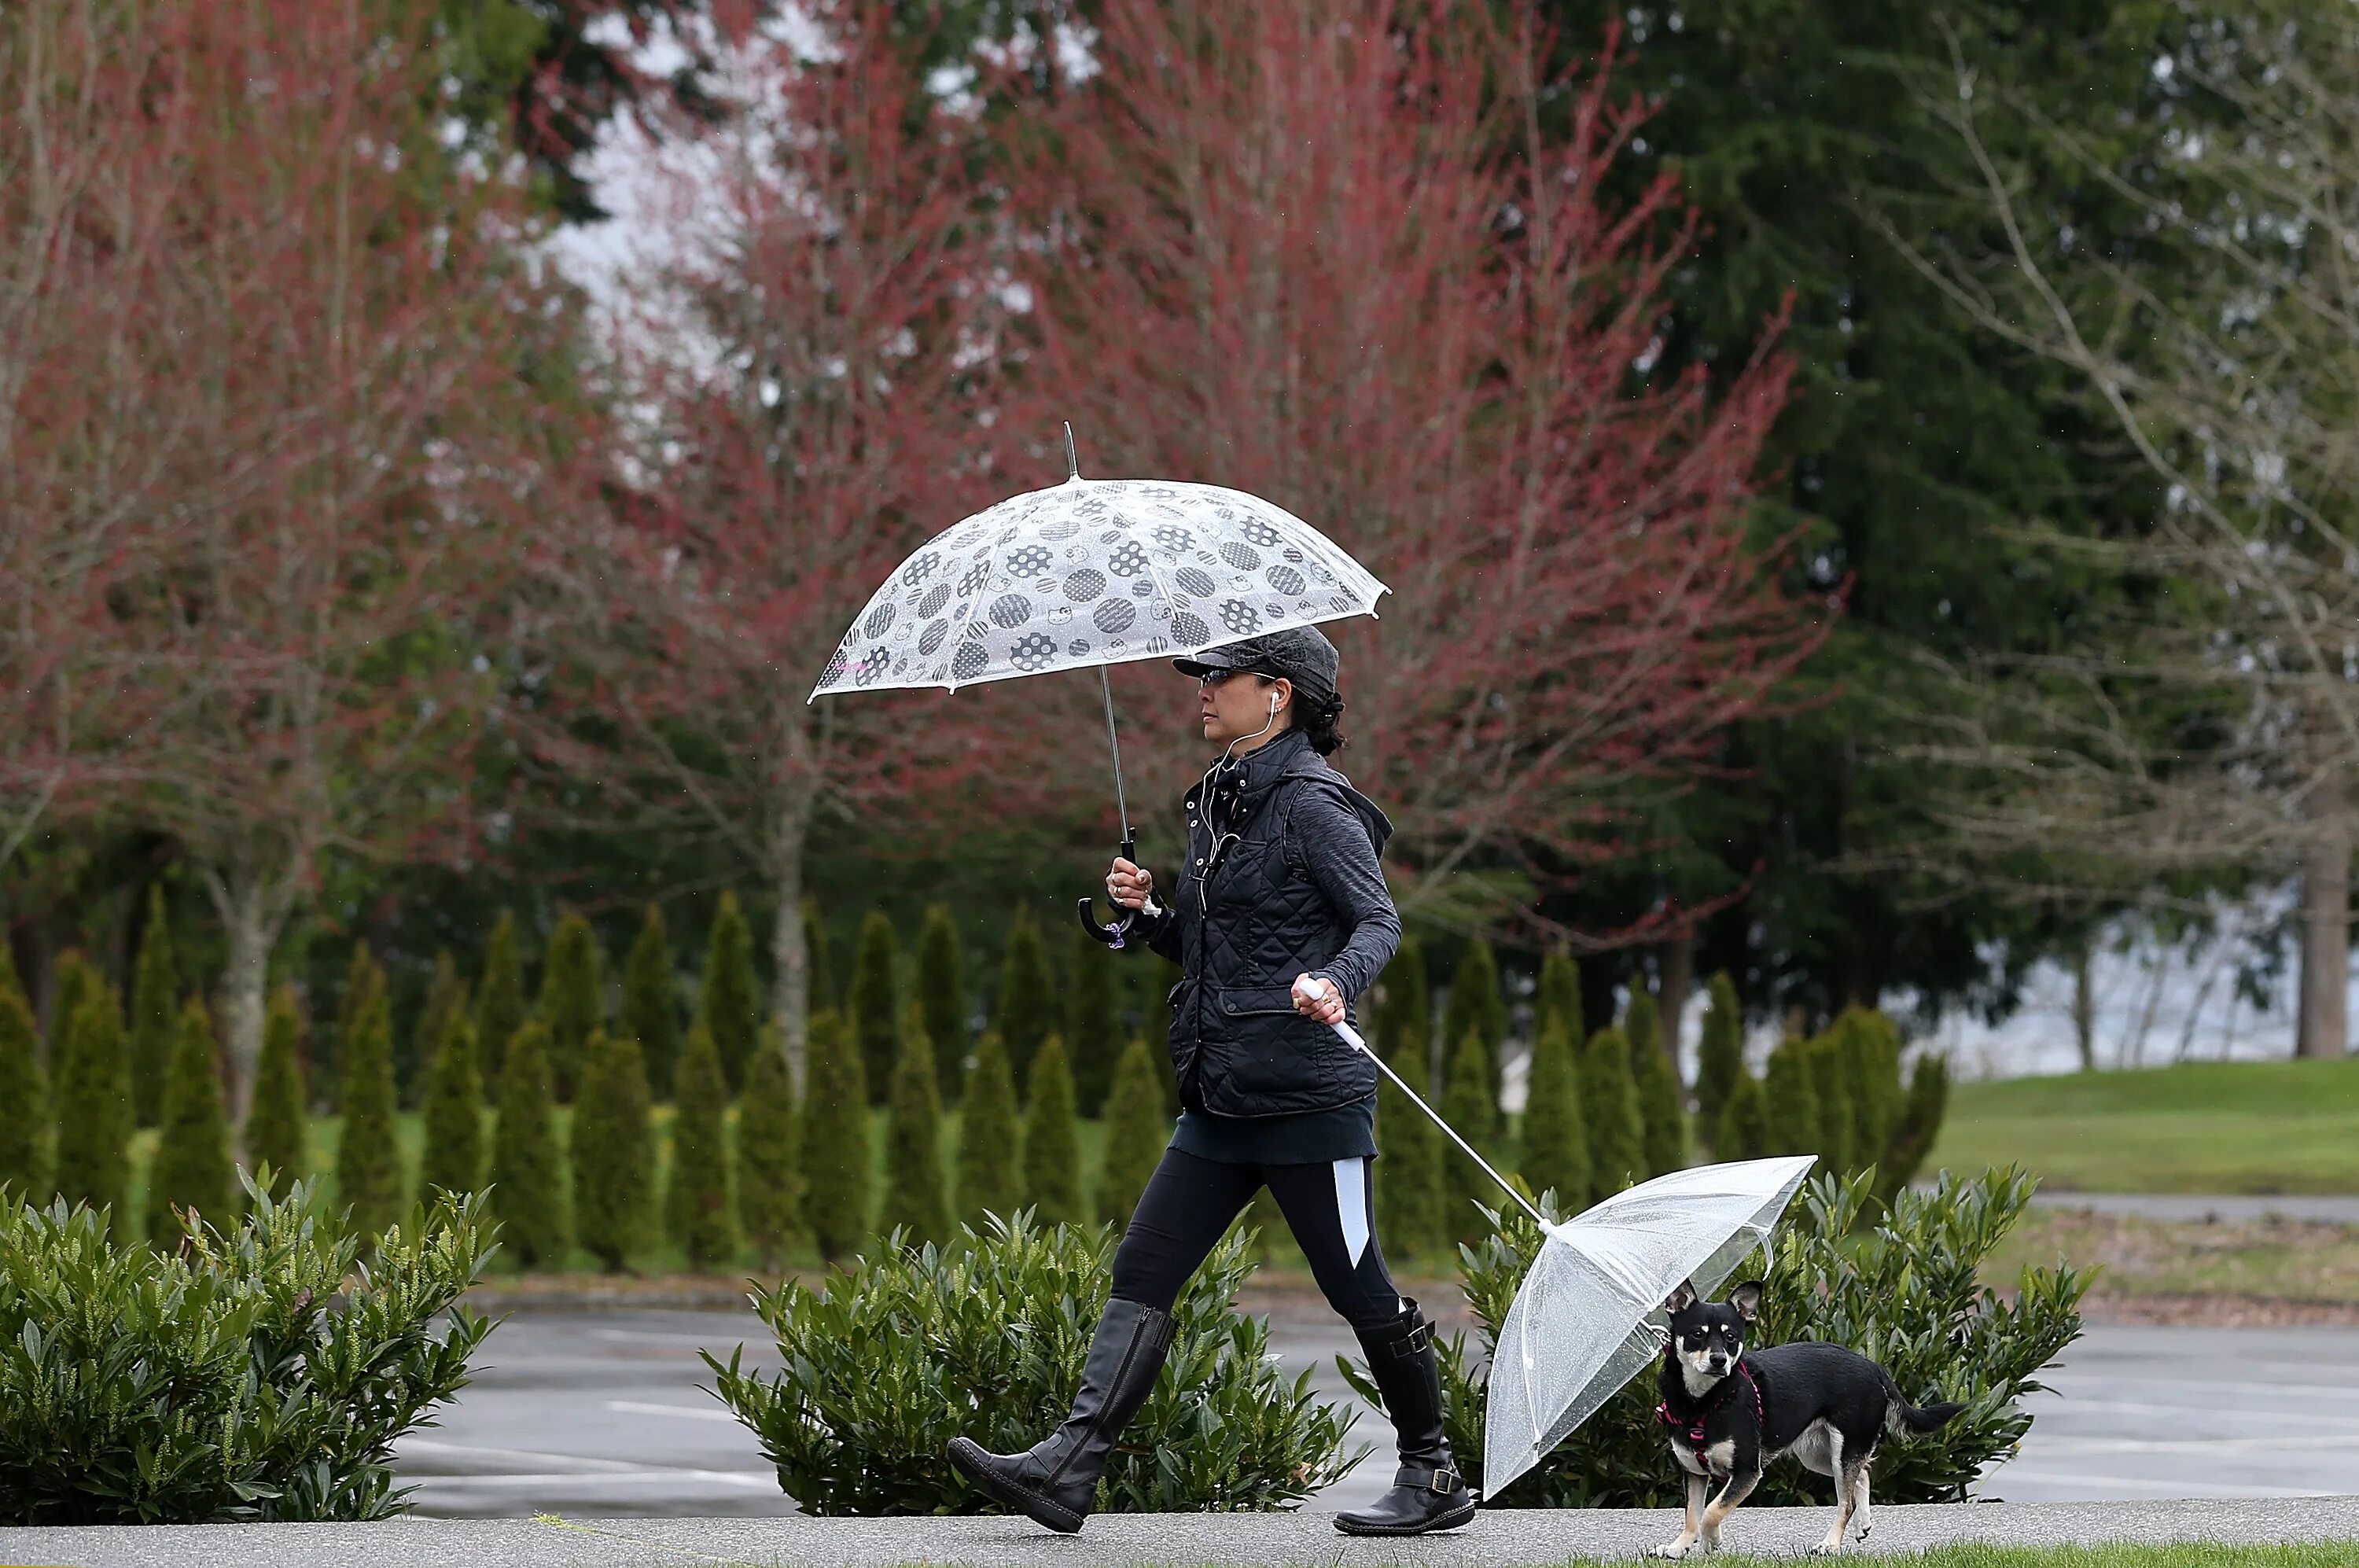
[948, 1296, 1175, 1533]
[1335, 1298, 1478, 1536]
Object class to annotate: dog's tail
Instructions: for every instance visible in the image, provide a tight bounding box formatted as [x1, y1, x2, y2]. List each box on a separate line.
[1882, 1372, 1967, 1436]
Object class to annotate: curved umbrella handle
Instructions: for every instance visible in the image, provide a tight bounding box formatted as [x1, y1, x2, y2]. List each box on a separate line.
[1078, 834, 1154, 949]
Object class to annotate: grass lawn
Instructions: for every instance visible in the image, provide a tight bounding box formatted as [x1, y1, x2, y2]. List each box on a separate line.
[1618, 1552, 2359, 1568]
[1985, 1205, 2359, 1305]
[1929, 1056, 2359, 1194]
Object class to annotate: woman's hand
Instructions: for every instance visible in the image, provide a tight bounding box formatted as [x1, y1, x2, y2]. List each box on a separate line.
[1292, 974, 1345, 1025]
[1107, 856, 1154, 911]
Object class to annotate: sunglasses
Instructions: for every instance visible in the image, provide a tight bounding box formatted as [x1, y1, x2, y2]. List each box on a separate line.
[1197, 668, 1277, 691]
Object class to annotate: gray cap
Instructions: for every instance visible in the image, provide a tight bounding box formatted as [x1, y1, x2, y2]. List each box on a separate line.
[1172, 625, 1341, 704]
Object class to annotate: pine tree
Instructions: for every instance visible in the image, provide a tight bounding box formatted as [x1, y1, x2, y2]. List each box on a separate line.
[1630, 995, 1687, 1179]
[996, 907, 1054, 1095]
[574, 1029, 654, 1272]
[53, 982, 130, 1226]
[46, 950, 97, 1080]
[539, 911, 605, 1102]
[956, 1029, 1024, 1228]
[1439, 1027, 1500, 1240]
[620, 904, 683, 1099]
[1717, 1065, 1772, 1161]
[491, 1020, 569, 1268]
[473, 910, 528, 1085]
[147, 996, 234, 1247]
[1098, 1038, 1170, 1233]
[1021, 1032, 1086, 1230]
[245, 986, 309, 1200]
[1375, 936, 1433, 1092]
[670, 1021, 736, 1268]
[1518, 1018, 1588, 1214]
[1624, 991, 1664, 1078]
[1533, 951, 1582, 1069]
[0, 966, 50, 1198]
[798, 1010, 870, 1260]
[1833, 1007, 1904, 1176]
[915, 903, 967, 1100]
[804, 897, 836, 1015]
[1761, 1040, 1822, 1165]
[335, 970, 403, 1240]
[329, 944, 385, 1110]
[1375, 1069, 1446, 1258]
[128, 885, 177, 1127]
[702, 892, 760, 1093]
[419, 1010, 486, 1199]
[1441, 938, 1507, 1104]
[1065, 927, 1119, 1117]
[1805, 1033, 1856, 1175]
[404, 949, 466, 1111]
[848, 910, 900, 1110]
[878, 1010, 948, 1244]
[1693, 973, 1746, 1153]
[738, 1033, 803, 1269]
[1577, 1026, 1644, 1197]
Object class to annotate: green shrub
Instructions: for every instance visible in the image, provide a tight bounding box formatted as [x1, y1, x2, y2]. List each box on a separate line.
[879, 1010, 949, 1246]
[574, 1030, 654, 1273]
[1880, 1053, 1952, 1205]
[53, 983, 131, 1229]
[1442, 938, 1507, 1104]
[1375, 935, 1433, 1092]
[800, 1010, 870, 1261]
[1807, 1032, 1856, 1174]
[1098, 1037, 1170, 1232]
[146, 997, 234, 1249]
[620, 905, 681, 1100]
[671, 1021, 736, 1268]
[849, 911, 901, 1110]
[804, 896, 836, 1015]
[491, 1020, 568, 1268]
[1762, 1037, 1821, 1163]
[1387, 1167, 2087, 1508]
[403, 949, 464, 1110]
[1631, 1016, 1687, 1179]
[1518, 1018, 1588, 1213]
[45, 951, 97, 1081]
[0, 1180, 496, 1522]
[472, 911, 527, 1085]
[1832, 1006, 1904, 1176]
[128, 886, 176, 1128]
[1376, 1066, 1446, 1257]
[1439, 1028, 1497, 1242]
[1533, 951, 1581, 1072]
[335, 966, 403, 1241]
[245, 988, 309, 1201]
[328, 944, 383, 1110]
[1576, 1026, 1643, 1197]
[539, 911, 604, 1102]
[738, 1033, 803, 1269]
[1718, 1063, 1771, 1161]
[0, 966, 49, 1198]
[1065, 928, 1120, 1118]
[1021, 1034, 1087, 1229]
[995, 906, 1054, 1095]
[915, 903, 966, 1100]
[1693, 972, 1744, 1151]
[707, 1215, 1360, 1516]
[702, 892, 760, 1094]
[419, 1011, 485, 1201]
[956, 1029, 1023, 1228]
[1623, 991, 1662, 1079]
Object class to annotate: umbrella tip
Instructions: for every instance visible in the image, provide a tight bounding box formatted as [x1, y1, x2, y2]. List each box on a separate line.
[1063, 421, 1080, 480]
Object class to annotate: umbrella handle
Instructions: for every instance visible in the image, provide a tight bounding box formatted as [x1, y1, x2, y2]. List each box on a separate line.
[1297, 977, 1553, 1232]
[1078, 834, 1160, 949]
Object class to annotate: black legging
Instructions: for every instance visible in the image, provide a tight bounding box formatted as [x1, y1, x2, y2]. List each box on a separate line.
[1111, 1147, 1404, 1331]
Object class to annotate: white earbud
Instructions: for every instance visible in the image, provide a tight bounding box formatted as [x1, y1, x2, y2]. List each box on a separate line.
[1268, 693, 1280, 718]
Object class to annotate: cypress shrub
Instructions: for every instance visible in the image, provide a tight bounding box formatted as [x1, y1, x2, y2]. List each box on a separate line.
[1439, 1027, 1499, 1240]
[738, 1032, 803, 1268]
[1577, 1025, 1643, 1197]
[1805, 1033, 1856, 1175]
[1021, 1032, 1086, 1230]
[702, 892, 760, 1094]
[539, 911, 605, 1102]
[621, 904, 682, 1099]
[491, 1020, 569, 1268]
[1376, 935, 1433, 1092]
[804, 897, 836, 1015]
[404, 950, 465, 1111]
[1098, 1037, 1170, 1233]
[575, 1029, 655, 1272]
[956, 1029, 1024, 1228]
[799, 1010, 870, 1261]
[129, 885, 177, 1127]
[245, 987, 309, 1200]
[1518, 1018, 1588, 1214]
[848, 911, 900, 1110]
[46, 950, 97, 1079]
[473, 911, 528, 1085]
[1441, 939, 1507, 1104]
[1876, 1054, 1952, 1206]
[0, 966, 50, 1198]
[329, 944, 385, 1110]
[1761, 1039, 1822, 1164]
[53, 982, 130, 1226]
[419, 1012, 486, 1200]
[996, 907, 1054, 1095]
[1717, 1064, 1772, 1161]
[1833, 1007, 1904, 1176]
[1693, 973, 1745, 1152]
[335, 970, 402, 1241]
[148, 996, 234, 1248]
[1624, 991, 1664, 1078]
[670, 1021, 736, 1268]
[878, 1010, 948, 1245]
[1631, 1005, 1687, 1178]
[1376, 1066, 1446, 1257]
[915, 903, 966, 1100]
[1065, 927, 1119, 1118]
[1533, 951, 1582, 1069]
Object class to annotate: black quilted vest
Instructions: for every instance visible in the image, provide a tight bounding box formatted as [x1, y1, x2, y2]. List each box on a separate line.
[1163, 731, 1392, 1118]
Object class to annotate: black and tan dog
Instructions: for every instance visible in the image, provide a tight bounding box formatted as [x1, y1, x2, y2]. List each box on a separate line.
[1649, 1279, 1964, 1558]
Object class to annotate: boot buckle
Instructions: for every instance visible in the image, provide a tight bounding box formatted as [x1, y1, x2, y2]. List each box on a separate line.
[1396, 1462, 1463, 1494]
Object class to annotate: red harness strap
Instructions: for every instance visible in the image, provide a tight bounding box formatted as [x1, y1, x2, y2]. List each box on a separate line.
[1657, 1360, 1764, 1464]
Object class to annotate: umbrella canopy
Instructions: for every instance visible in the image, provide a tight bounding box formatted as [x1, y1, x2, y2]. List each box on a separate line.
[1482, 1156, 1818, 1502]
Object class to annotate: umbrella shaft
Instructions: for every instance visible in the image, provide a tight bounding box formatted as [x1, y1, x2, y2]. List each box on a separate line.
[1331, 1019, 1552, 1231]
[1100, 665, 1131, 841]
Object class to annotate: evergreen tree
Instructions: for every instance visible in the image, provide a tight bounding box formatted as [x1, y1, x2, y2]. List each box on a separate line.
[404, 950, 466, 1111]
[1518, 1018, 1588, 1214]
[1533, 951, 1582, 1069]
[1021, 1032, 1086, 1230]
[1097, 1037, 1170, 1233]
[147, 996, 234, 1247]
[1375, 1068, 1446, 1258]
[1693, 973, 1746, 1152]
[1439, 1028, 1499, 1241]
[53, 983, 129, 1226]
[1624, 991, 1665, 1079]
[878, 1010, 948, 1245]
[539, 911, 605, 1102]
[420, 1010, 486, 1199]
[669, 1021, 736, 1268]
[1441, 938, 1507, 1103]
[1833, 1007, 1904, 1175]
[1630, 996, 1687, 1178]
[1718, 1065, 1772, 1161]
[0, 966, 50, 1198]
[473, 910, 528, 1084]
[245, 986, 309, 1200]
[128, 885, 177, 1127]
[575, 1029, 655, 1272]
[804, 897, 836, 1015]
[1065, 927, 1119, 1118]
[1577, 1026, 1644, 1197]
[1805, 1033, 1857, 1175]
[915, 903, 967, 1099]
[848, 910, 900, 1109]
[1877, 1053, 1951, 1205]
[1375, 935, 1433, 1092]
[956, 1029, 1024, 1228]
[329, 944, 385, 1110]
[738, 1032, 803, 1268]
[1761, 1040, 1822, 1165]
[492, 1020, 569, 1268]
[620, 904, 683, 1099]
[702, 892, 760, 1093]
[798, 1010, 871, 1260]
[335, 971, 402, 1240]
[996, 906, 1054, 1094]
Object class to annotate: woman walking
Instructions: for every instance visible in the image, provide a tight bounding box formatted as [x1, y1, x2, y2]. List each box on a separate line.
[949, 626, 1473, 1538]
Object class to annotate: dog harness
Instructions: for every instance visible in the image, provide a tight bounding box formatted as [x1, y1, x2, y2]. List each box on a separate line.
[1658, 1359, 1765, 1464]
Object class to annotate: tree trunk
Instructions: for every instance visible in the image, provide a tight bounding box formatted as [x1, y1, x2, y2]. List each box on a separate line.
[770, 782, 817, 1095]
[2071, 935, 2097, 1073]
[1658, 929, 1694, 1086]
[2297, 812, 2350, 1060]
[201, 863, 294, 1127]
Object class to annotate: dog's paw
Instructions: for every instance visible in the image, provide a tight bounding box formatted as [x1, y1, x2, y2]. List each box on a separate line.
[1649, 1541, 1698, 1559]
[1806, 1543, 1846, 1558]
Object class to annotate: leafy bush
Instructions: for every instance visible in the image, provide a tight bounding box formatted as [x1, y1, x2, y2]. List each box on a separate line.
[708, 1214, 1362, 1515]
[0, 1180, 497, 1523]
[1373, 1165, 2085, 1509]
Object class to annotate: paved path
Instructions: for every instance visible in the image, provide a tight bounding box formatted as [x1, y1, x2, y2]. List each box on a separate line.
[2027, 1191, 2359, 1224]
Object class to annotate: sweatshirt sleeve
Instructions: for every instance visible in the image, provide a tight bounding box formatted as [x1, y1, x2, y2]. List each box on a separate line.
[1292, 786, 1401, 1002]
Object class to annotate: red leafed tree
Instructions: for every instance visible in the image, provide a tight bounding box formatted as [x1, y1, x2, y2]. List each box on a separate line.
[1030, 0, 1824, 936]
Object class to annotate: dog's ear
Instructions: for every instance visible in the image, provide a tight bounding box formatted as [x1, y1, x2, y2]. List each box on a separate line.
[1727, 1280, 1765, 1322]
[1664, 1279, 1697, 1314]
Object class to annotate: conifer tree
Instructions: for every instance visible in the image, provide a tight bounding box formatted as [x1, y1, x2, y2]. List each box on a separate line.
[335, 970, 402, 1240]
[1533, 951, 1582, 1070]
[956, 1029, 1024, 1228]
[420, 1011, 486, 1199]
[848, 911, 900, 1109]
[329, 944, 385, 1108]
[1805, 1033, 1856, 1175]
[799, 1010, 871, 1260]
[1021, 1032, 1085, 1230]
[1518, 1018, 1588, 1213]
[245, 986, 309, 1200]
[1693, 973, 1745, 1153]
[1577, 1025, 1644, 1197]
[1439, 1028, 1499, 1240]
[1065, 928, 1119, 1117]
[669, 1021, 736, 1268]
[129, 885, 177, 1126]
[492, 1020, 569, 1267]
[473, 911, 528, 1084]
[804, 897, 836, 1015]
[915, 903, 966, 1099]
[1833, 1007, 1904, 1175]
[53, 982, 130, 1226]
[574, 1029, 654, 1272]
[702, 892, 760, 1092]
[46, 950, 97, 1079]
[1717, 1065, 1772, 1161]
[1761, 1040, 1822, 1165]
[539, 911, 605, 1102]
[1098, 1038, 1170, 1233]
[148, 996, 234, 1247]
[1376, 1069, 1446, 1257]
[1624, 990, 1664, 1078]
[1441, 938, 1507, 1103]
[738, 1033, 803, 1268]
[878, 1011, 948, 1245]
[1630, 997, 1687, 1178]
[0, 966, 49, 1198]
[1877, 1054, 1951, 1205]
[620, 904, 682, 1099]
[404, 950, 465, 1110]
[1376, 936, 1433, 1092]
[996, 907, 1054, 1094]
